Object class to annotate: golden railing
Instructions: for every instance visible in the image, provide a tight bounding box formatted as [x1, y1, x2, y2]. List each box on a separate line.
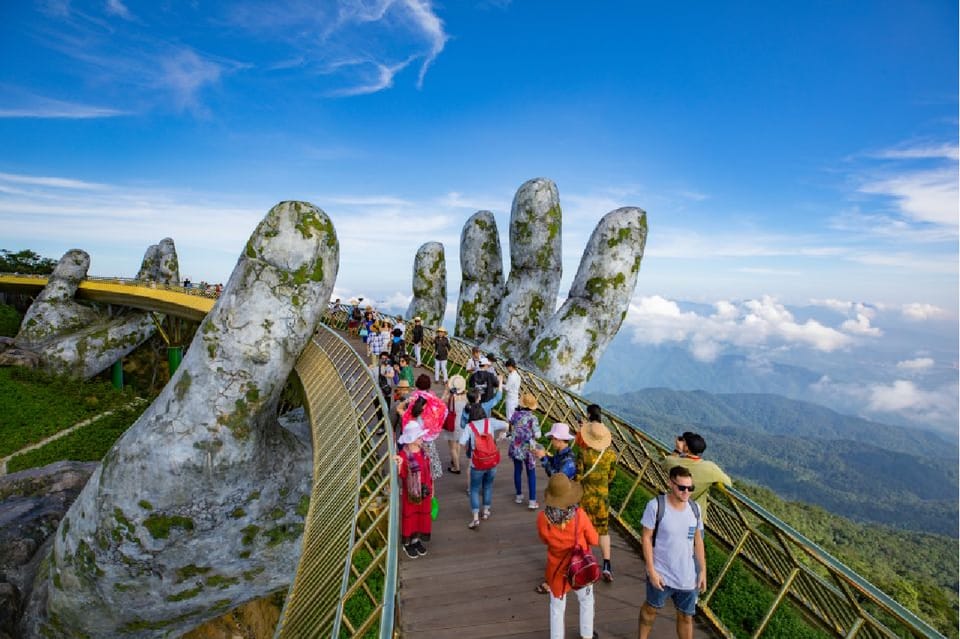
[325, 306, 945, 639]
[277, 325, 399, 638]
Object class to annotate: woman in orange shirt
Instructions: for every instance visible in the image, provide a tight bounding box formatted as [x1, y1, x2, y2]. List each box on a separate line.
[537, 474, 600, 639]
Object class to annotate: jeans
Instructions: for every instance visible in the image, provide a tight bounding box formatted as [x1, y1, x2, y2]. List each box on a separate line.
[549, 584, 594, 639]
[513, 459, 536, 501]
[481, 389, 502, 416]
[469, 466, 496, 512]
[434, 359, 448, 382]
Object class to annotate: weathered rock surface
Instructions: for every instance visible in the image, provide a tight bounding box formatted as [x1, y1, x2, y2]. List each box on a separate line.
[0, 347, 41, 369]
[21, 201, 339, 638]
[406, 242, 446, 328]
[0, 336, 17, 353]
[0, 462, 97, 639]
[136, 238, 180, 284]
[482, 178, 562, 357]
[454, 211, 504, 342]
[529, 207, 647, 390]
[13, 243, 179, 379]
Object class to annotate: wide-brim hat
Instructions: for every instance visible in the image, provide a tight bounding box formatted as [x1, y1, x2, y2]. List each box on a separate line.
[520, 393, 538, 410]
[449, 374, 466, 393]
[414, 316, 422, 322]
[546, 422, 574, 441]
[398, 422, 427, 444]
[544, 473, 583, 509]
[349, 298, 359, 304]
[437, 327, 447, 333]
[580, 421, 612, 451]
[396, 380, 411, 389]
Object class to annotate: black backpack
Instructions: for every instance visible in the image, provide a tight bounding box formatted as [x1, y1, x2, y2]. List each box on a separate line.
[377, 368, 392, 401]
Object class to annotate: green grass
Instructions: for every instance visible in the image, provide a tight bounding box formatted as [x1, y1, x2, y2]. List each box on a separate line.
[0, 303, 20, 337]
[0, 367, 139, 458]
[6, 403, 146, 473]
[340, 548, 384, 639]
[609, 471, 830, 639]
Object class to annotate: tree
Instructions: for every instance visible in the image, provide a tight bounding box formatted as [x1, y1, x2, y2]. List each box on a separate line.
[0, 249, 58, 274]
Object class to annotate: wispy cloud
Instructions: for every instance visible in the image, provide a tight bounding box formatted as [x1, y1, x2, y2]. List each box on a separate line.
[104, 0, 133, 20]
[859, 167, 958, 227]
[900, 302, 947, 321]
[896, 357, 934, 371]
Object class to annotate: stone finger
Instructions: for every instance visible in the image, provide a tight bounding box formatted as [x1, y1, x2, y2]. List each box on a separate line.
[455, 211, 503, 342]
[406, 241, 446, 328]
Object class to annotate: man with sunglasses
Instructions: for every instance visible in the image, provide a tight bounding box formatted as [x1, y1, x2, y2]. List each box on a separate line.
[637, 466, 706, 639]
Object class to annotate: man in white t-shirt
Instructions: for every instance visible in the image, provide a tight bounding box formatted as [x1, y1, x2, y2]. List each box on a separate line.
[638, 466, 706, 639]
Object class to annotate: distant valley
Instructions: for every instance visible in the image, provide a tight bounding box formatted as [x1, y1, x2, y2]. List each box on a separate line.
[589, 388, 959, 537]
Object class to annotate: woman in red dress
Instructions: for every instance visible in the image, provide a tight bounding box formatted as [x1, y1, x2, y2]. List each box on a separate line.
[395, 421, 434, 559]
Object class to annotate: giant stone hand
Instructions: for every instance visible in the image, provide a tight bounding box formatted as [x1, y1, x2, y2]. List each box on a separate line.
[456, 178, 647, 391]
[14, 239, 179, 379]
[21, 202, 339, 638]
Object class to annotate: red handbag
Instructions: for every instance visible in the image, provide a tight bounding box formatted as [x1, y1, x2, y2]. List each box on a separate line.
[566, 512, 601, 589]
[442, 394, 457, 432]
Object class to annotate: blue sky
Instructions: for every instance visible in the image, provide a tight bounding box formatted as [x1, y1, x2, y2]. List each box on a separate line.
[1, 1, 958, 423]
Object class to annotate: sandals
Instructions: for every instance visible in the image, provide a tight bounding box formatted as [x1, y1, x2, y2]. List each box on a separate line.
[447, 466, 461, 474]
[481, 509, 491, 520]
[535, 582, 550, 595]
[468, 519, 480, 530]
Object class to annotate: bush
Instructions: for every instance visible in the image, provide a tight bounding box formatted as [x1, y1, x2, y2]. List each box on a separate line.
[0, 303, 20, 336]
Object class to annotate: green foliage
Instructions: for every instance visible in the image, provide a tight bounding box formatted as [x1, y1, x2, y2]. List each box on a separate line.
[5, 404, 146, 473]
[0, 248, 57, 274]
[340, 548, 383, 639]
[0, 303, 20, 336]
[0, 367, 141, 458]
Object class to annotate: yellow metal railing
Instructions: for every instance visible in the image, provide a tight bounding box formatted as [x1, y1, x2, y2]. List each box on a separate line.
[278, 325, 399, 638]
[324, 305, 945, 639]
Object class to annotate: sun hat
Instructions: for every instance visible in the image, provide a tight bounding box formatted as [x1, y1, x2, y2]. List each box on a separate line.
[396, 379, 411, 389]
[478, 356, 490, 366]
[546, 422, 574, 441]
[449, 374, 466, 393]
[580, 421, 612, 451]
[398, 422, 427, 445]
[414, 316, 422, 322]
[437, 326, 447, 333]
[543, 473, 583, 509]
[520, 393, 538, 410]
[349, 298, 359, 304]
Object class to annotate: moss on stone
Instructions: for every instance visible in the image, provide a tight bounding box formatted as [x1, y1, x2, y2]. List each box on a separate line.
[530, 336, 560, 371]
[205, 574, 240, 589]
[263, 523, 304, 547]
[607, 226, 633, 248]
[166, 585, 203, 602]
[269, 507, 285, 520]
[113, 582, 134, 592]
[294, 208, 336, 248]
[174, 370, 192, 400]
[217, 397, 252, 440]
[194, 439, 224, 454]
[113, 507, 137, 543]
[229, 507, 246, 519]
[562, 305, 588, 321]
[176, 564, 211, 582]
[241, 525, 260, 545]
[238, 550, 251, 559]
[585, 273, 626, 297]
[296, 494, 310, 517]
[137, 500, 153, 511]
[73, 540, 104, 586]
[245, 241, 257, 259]
[243, 566, 265, 581]
[246, 490, 261, 502]
[143, 514, 194, 539]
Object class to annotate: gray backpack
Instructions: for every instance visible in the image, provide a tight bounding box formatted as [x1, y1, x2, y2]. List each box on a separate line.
[652, 493, 701, 547]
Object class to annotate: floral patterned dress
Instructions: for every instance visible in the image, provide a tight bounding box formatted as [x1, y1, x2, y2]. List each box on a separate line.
[576, 446, 618, 535]
[507, 408, 539, 470]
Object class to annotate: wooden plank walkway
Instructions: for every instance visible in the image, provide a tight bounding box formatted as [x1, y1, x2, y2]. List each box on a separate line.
[337, 330, 712, 638]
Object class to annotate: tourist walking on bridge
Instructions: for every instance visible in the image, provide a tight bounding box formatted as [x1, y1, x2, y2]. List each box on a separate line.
[575, 412, 618, 582]
[441, 375, 467, 474]
[411, 316, 424, 366]
[508, 393, 541, 510]
[537, 473, 599, 639]
[536, 423, 577, 480]
[395, 421, 434, 559]
[638, 465, 706, 639]
[433, 326, 450, 383]
[459, 402, 509, 529]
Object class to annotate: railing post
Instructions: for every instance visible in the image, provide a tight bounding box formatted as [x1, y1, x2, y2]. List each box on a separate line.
[167, 346, 183, 375]
[111, 359, 123, 389]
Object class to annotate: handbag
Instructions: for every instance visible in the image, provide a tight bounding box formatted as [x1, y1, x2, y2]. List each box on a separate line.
[566, 512, 601, 589]
[442, 394, 457, 432]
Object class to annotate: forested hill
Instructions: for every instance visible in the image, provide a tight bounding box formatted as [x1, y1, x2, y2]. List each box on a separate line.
[589, 388, 958, 537]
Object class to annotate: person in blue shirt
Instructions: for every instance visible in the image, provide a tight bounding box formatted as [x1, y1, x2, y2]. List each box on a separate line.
[534, 422, 577, 479]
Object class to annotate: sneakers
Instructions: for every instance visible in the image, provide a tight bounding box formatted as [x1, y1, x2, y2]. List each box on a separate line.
[413, 540, 427, 556]
[514, 495, 524, 504]
[528, 500, 539, 510]
[403, 543, 419, 559]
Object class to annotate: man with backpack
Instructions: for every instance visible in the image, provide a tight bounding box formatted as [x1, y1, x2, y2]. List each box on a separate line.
[458, 402, 509, 530]
[638, 466, 706, 639]
[468, 356, 500, 416]
[410, 317, 424, 367]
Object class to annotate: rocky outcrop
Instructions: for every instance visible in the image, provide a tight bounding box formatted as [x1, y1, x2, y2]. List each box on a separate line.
[0, 462, 97, 639]
[136, 238, 179, 284]
[482, 178, 562, 357]
[406, 242, 446, 328]
[454, 211, 503, 342]
[529, 207, 647, 390]
[13, 243, 180, 379]
[21, 201, 339, 638]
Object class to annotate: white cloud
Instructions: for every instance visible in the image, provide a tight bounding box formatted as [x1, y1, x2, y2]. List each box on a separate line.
[901, 302, 947, 321]
[840, 312, 882, 337]
[859, 167, 959, 228]
[157, 49, 224, 112]
[105, 0, 133, 20]
[867, 380, 942, 412]
[896, 357, 934, 371]
[624, 294, 854, 362]
[872, 143, 959, 162]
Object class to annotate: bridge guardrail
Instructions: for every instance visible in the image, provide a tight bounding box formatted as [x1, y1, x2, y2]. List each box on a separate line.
[325, 305, 944, 639]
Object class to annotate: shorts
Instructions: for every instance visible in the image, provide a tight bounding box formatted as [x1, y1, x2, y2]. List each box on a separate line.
[645, 580, 697, 617]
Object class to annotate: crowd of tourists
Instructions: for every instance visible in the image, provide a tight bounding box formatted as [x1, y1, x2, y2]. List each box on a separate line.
[342, 299, 727, 639]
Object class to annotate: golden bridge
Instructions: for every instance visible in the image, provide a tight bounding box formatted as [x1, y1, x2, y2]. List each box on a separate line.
[0, 273, 945, 639]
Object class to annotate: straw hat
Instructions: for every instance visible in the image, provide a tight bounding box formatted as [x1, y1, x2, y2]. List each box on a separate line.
[543, 473, 583, 509]
[349, 298, 359, 305]
[520, 393, 538, 410]
[580, 421, 612, 451]
[396, 380, 411, 390]
[449, 374, 466, 393]
[437, 326, 447, 333]
[546, 422, 574, 441]
[414, 316, 422, 322]
[398, 422, 427, 445]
